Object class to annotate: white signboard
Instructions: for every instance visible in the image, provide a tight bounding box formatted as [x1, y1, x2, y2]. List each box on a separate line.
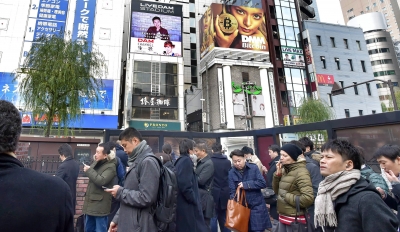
[233, 93, 246, 116]
[268, 71, 280, 126]
[217, 68, 226, 124]
[251, 95, 266, 116]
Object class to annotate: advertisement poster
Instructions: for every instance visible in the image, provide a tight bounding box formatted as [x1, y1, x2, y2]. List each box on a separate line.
[200, 2, 268, 59]
[71, 0, 97, 51]
[130, 1, 182, 56]
[317, 74, 335, 86]
[0, 72, 20, 105]
[251, 95, 265, 116]
[80, 79, 114, 110]
[233, 93, 246, 116]
[304, 39, 312, 65]
[282, 46, 305, 69]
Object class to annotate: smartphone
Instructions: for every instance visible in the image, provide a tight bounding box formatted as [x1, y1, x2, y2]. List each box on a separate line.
[82, 162, 87, 166]
[102, 186, 109, 190]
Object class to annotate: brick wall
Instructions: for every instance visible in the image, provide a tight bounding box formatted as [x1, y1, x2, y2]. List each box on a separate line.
[74, 177, 89, 226]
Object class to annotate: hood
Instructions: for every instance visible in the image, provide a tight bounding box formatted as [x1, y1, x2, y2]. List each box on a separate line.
[107, 149, 116, 161]
[115, 144, 124, 151]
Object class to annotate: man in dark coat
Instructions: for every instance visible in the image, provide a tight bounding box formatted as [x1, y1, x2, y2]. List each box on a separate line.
[266, 144, 280, 220]
[115, 140, 128, 168]
[0, 100, 74, 232]
[56, 143, 80, 213]
[194, 141, 215, 227]
[175, 139, 209, 232]
[106, 128, 161, 232]
[210, 143, 231, 232]
[299, 136, 320, 166]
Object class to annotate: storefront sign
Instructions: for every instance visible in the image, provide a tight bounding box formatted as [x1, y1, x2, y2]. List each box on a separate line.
[268, 71, 280, 126]
[129, 120, 181, 131]
[132, 95, 178, 108]
[317, 74, 335, 86]
[217, 68, 226, 124]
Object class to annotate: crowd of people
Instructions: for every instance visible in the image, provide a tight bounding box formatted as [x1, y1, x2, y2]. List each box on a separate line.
[1, 99, 400, 232]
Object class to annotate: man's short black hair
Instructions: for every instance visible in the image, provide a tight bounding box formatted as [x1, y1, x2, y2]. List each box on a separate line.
[0, 100, 22, 153]
[299, 137, 314, 151]
[152, 16, 161, 23]
[230, 149, 244, 158]
[374, 144, 400, 162]
[119, 127, 143, 142]
[99, 142, 112, 155]
[212, 143, 222, 153]
[290, 140, 306, 153]
[162, 143, 172, 155]
[268, 144, 280, 154]
[321, 139, 362, 170]
[241, 146, 254, 155]
[179, 139, 194, 154]
[58, 143, 73, 158]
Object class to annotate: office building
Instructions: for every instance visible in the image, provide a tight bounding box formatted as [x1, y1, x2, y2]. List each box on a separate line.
[303, 20, 382, 118]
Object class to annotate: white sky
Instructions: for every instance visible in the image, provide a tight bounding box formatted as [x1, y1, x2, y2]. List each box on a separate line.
[317, 0, 345, 25]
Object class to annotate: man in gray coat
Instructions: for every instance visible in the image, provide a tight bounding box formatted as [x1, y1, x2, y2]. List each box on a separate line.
[105, 127, 160, 232]
[194, 141, 214, 228]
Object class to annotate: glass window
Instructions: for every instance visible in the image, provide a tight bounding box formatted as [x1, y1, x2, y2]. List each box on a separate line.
[160, 109, 178, 120]
[284, 26, 295, 40]
[190, 33, 196, 43]
[132, 107, 151, 119]
[345, 109, 350, 118]
[353, 82, 358, 95]
[160, 85, 178, 96]
[286, 40, 297, 47]
[281, 7, 292, 20]
[191, 50, 196, 60]
[349, 59, 353, 71]
[291, 69, 302, 84]
[191, 66, 197, 76]
[160, 74, 177, 85]
[134, 61, 151, 72]
[361, 60, 366, 72]
[276, 6, 282, 18]
[366, 83, 371, 95]
[291, 8, 297, 21]
[190, 18, 195, 28]
[279, 25, 285, 39]
[133, 84, 151, 94]
[133, 72, 151, 83]
[294, 91, 304, 107]
[344, 39, 349, 49]
[330, 37, 336, 47]
[292, 84, 304, 91]
[356, 40, 361, 50]
[160, 63, 177, 74]
[189, 3, 195, 12]
[285, 68, 292, 83]
[359, 110, 363, 116]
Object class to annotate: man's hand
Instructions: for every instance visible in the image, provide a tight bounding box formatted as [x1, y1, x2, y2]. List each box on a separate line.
[386, 170, 400, 183]
[376, 187, 386, 199]
[238, 182, 243, 189]
[104, 185, 121, 198]
[108, 222, 118, 232]
[262, 165, 268, 174]
[83, 164, 90, 172]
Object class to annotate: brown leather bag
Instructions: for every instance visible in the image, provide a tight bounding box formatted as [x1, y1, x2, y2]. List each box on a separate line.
[225, 186, 251, 232]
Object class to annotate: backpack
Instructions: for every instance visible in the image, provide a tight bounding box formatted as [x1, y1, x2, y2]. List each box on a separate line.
[136, 154, 178, 232]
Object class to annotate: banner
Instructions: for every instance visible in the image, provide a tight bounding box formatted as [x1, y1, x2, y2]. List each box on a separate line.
[316, 74, 335, 86]
[71, 0, 97, 50]
[0, 72, 20, 105]
[282, 46, 305, 69]
[233, 93, 246, 116]
[130, 1, 182, 56]
[251, 95, 265, 116]
[200, 2, 268, 59]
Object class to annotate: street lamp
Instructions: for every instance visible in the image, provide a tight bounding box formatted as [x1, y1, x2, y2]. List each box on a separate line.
[200, 98, 205, 132]
[331, 79, 398, 111]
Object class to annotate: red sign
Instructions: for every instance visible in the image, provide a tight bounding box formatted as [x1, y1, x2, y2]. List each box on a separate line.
[21, 114, 32, 124]
[317, 74, 335, 86]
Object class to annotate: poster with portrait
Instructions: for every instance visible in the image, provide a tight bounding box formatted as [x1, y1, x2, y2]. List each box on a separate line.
[130, 1, 182, 56]
[282, 46, 306, 69]
[233, 93, 246, 116]
[251, 95, 265, 116]
[200, 2, 268, 59]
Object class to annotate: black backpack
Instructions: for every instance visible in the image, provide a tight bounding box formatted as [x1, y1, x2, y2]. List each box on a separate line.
[136, 154, 178, 232]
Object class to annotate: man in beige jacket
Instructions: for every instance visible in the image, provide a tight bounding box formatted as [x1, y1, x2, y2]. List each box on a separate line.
[241, 146, 266, 175]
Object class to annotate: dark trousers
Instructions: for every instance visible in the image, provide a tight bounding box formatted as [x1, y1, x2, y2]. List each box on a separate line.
[210, 208, 230, 232]
[269, 201, 278, 220]
[108, 197, 120, 228]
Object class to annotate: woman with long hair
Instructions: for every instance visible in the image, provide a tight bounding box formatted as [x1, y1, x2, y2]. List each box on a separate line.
[214, 4, 268, 51]
[200, 7, 215, 54]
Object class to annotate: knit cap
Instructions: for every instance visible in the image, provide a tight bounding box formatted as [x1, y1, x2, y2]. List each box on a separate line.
[281, 143, 303, 161]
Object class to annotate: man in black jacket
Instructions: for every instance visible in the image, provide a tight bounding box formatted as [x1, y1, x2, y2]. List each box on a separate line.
[210, 143, 231, 232]
[299, 136, 319, 166]
[56, 143, 80, 212]
[266, 144, 280, 220]
[0, 100, 74, 232]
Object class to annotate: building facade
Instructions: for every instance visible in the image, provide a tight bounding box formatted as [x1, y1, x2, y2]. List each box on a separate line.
[303, 20, 382, 118]
[348, 12, 400, 109]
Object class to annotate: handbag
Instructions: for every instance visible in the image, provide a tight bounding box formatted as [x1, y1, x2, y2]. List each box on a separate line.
[225, 186, 251, 232]
[199, 187, 215, 219]
[290, 196, 313, 232]
[262, 187, 277, 205]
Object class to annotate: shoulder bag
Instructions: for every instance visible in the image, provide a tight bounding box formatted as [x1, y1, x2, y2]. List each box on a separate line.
[225, 186, 251, 232]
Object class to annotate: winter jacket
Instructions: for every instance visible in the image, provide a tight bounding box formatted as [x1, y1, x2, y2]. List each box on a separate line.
[174, 154, 209, 232]
[55, 157, 80, 212]
[112, 146, 161, 232]
[304, 150, 320, 166]
[305, 156, 323, 198]
[272, 158, 314, 216]
[247, 154, 264, 175]
[0, 153, 74, 232]
[361, 166, 389, 194]
[384, 183, 400, 225]
[83, 158, 117, 216]
[229, 162, 272, 231]
[195, 155, 214, 191]
[266, 156, 280, 188]
[323, 178, 398, 232]
[210, 153, 231, 210]
[115, 144, 128, 168]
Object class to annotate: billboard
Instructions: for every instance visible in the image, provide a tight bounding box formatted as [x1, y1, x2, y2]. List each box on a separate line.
[251, 95, 265, 116]
[317, 74, 335, 86]
[282, 46, 305, 69]
[71, 0, 97, 51]
[200, 3, 268, 59]
[233, 93, 246, 116]
[130, 1, 182, 56]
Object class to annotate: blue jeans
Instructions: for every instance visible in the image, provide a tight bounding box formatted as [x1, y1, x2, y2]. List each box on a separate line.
[85, 215, 108, 232]
[210, 208, 230, 232]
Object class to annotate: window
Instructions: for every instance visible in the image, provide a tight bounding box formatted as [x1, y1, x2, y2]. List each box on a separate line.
[371, 59, 393, 66]
[368, 48, 390, 54]
[335, 57, 340, 70]
[366, 37, 387, 44]
[366, 83, 371, 95]
[344, 39, 349, 49]
[316, 35, 322, 46]
[242, 72, 249, 82]
[340, 81, 345, 93]
[373, 3, 377, 7]
[330, 37, 336, 47]
[374, 70, 396, 77]
[356, 40, 361, 50]
[349, 59, 353, 71]
[366, 6, 370, 11]
[321, 56, 326, 69]
[328, 93, 333, 107]
[345, 109, 350, 118]
[353, 82, 358, 95]
[372, 110, 376, 114]
[361, 60, 366, 72]
[359, 110, 363, 116]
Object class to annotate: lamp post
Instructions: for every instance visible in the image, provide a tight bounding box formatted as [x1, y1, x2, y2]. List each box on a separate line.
[331, 79, 398, 111]
[200, 98, 205, 132]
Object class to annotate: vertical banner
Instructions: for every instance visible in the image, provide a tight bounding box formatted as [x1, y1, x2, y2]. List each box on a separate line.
[217, 68, 226, 124]
[72, 0, 97, 50]
[268, 71, 279, 126]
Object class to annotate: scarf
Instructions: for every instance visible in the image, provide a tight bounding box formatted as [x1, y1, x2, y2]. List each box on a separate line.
[314, 169, 360, 230]
[127, 140, 148, 167]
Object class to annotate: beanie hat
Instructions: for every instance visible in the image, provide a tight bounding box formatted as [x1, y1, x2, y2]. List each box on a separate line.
[281, 143, 303, 161]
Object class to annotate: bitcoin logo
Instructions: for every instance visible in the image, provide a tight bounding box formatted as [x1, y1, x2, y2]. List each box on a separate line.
[218, 13, 238, 34]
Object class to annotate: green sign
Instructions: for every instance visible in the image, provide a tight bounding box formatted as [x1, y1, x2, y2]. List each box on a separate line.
[129, 120, 181, 131]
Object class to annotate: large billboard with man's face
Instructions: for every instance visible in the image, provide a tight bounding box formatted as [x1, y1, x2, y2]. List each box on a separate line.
[200, 2, 268, 59]
[130, 1, 182, 57]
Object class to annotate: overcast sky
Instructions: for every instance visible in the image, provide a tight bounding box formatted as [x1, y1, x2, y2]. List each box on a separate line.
[317, 0, 345, 25]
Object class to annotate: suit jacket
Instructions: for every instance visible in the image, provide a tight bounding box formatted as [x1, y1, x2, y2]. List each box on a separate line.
[0, 153, 74, 232]
[210, 153, 231, 209]
[56, 157, 80, 211]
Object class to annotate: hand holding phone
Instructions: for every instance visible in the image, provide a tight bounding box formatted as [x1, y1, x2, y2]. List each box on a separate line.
[102, 186, 109, 190]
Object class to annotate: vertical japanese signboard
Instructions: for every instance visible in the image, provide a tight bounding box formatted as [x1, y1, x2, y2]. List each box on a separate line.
[71, 0, 97, 50]
[20, 0, 70, 66]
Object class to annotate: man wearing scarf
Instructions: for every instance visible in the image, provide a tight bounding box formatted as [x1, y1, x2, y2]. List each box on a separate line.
[315, 139, 398, 232]
[106, 128, 161, 232]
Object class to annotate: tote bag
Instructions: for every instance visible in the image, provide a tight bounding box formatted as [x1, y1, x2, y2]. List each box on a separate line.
[225, 186, 251, 232]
